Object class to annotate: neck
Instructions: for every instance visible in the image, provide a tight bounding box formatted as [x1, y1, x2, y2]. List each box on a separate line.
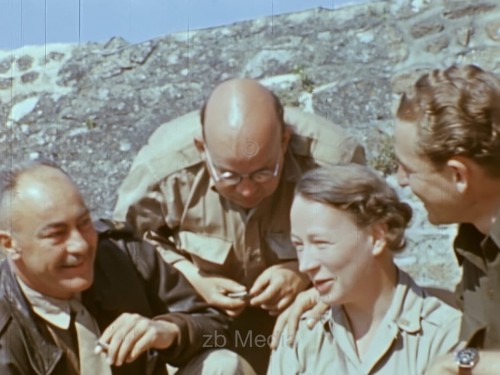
[343, 261, 398, 341]
[469, 180, 500, 234]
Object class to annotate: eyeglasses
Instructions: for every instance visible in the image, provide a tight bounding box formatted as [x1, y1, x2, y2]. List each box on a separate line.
[204, 146, 280, 186]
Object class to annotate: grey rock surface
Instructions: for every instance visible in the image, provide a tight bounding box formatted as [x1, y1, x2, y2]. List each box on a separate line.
[2, 0, 499, 288]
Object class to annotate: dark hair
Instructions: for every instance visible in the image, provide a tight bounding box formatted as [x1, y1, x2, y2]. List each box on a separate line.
[397, 64, 500, 177]
[295, 164, 412, 252]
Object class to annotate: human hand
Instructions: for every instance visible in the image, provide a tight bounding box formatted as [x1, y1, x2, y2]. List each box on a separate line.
[249, 261, 310, 316]
[192, 273, 249, 317]
[269, 287, 328, 349]
[98, 313, 180, 367]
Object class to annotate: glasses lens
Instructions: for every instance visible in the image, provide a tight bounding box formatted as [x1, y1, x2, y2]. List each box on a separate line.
[251, 171, 274, 183]
[219, 172, 241, 186]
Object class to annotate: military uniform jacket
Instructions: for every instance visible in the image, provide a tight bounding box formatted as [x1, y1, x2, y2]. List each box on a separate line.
[454, 209, 500, 349]
[0, 220, 231, 375]
[114, 107, 365, 286]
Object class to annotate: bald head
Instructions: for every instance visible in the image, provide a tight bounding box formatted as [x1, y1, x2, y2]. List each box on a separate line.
[0, 160, 74, 231]
[0, 160, 97, 299]
[201, 79, 285, 156]
[197, 79, 290, 208]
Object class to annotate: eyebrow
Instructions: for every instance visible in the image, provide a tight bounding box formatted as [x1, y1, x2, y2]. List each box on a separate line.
[217, 161, 275, 175]
[38, 209, 91, 234]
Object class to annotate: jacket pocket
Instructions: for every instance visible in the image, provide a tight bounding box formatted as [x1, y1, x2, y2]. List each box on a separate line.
[177, 231, 233, 273]
[265, 232, 297, 261]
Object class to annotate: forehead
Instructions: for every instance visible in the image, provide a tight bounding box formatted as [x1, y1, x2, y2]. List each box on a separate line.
[12, 169, 87, 229]
[394, 120, 420, 161]
[394, 120, 440, 173]
[291, 196, 352, 228]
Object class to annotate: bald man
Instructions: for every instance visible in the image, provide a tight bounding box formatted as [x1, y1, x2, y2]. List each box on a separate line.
[114, 79, 365, 372]
[0, 160, 253, 375]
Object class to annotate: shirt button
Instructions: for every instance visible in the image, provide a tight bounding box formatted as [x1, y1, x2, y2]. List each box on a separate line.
[399, 318, 409, 326]
[249, 252, 261, 262]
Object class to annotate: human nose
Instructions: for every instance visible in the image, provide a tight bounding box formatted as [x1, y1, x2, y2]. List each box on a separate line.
[235, 176, 258, 196]
[397, 165, 409, 187]
[66, 229, 89, 254]
[298, 246, 320, 275]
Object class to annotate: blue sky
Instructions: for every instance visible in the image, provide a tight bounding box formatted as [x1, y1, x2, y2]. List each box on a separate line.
[0, 0, 369, 50]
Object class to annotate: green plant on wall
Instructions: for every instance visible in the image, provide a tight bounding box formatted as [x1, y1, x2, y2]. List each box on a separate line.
[279, 65, 316, 107]
[369, 133, 398, 176]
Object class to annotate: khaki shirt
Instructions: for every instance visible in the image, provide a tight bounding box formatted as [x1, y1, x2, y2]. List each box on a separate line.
[454, 208, 500, 349]
[114, 107, 365, 286]
[267, 270, 462, 375]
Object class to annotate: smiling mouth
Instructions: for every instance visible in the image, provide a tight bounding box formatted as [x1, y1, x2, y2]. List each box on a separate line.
[61, 259, 87, 269]
[313, 278, 335, 293]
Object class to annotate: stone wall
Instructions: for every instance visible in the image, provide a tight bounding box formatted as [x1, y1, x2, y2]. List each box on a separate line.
[1, 0, 499, 287]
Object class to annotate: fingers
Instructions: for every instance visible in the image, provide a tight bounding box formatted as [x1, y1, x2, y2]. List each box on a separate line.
[269, 288, 321, 349]
[248, 272, 270, 297]
[305, 301, 329, 329]
[269, 296, 304, 349]
[212, 292, 248, 310]
[249, 284, 279, 307]
[270, 307, 290, 349]
[224, 304, 246, 318]
[216, 277, 246, 294]
[100, 313, 144, 366]
[99, 314, 178, 367]
[281, 301, 305, 348]
[272, 294, 294, 313]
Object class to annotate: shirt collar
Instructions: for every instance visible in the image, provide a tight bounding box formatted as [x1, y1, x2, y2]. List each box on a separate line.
[490, 208, 500, 249]
[324, 269, 423, 335]
[16, 276, 78, 330]
[388, 269, 422, 333]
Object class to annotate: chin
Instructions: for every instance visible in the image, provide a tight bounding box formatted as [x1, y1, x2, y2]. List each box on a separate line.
[237, 197, 263, 208]
[319, 292, 339, 307]
[426, 211, 447, 225]
[65, 277, 93, 294]
[62, 267, 94, 291]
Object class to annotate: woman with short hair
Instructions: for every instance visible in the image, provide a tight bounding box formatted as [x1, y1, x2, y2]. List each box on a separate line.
[268, 164, 461, 375]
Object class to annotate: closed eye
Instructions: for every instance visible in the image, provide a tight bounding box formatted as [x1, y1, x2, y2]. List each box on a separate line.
[313, 240, 334, 249]
[77, 216, 92, 228]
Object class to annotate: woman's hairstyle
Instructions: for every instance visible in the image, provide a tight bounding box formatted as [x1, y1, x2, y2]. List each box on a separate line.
[295, 164, 412, 252]
[396, 64, 500, 177]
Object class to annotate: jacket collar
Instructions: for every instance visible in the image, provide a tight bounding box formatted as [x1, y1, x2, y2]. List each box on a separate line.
[0, 260, 63, 374]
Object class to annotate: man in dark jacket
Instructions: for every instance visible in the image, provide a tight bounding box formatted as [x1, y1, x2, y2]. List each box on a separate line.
[0, 159, 254, 375]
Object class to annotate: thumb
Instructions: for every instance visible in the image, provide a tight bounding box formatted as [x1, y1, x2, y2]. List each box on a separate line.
[249, 273, 270, 296]
[218, 278, 246, 293]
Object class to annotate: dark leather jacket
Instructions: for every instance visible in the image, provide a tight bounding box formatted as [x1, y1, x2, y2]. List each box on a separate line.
[0, 220, 231, 374]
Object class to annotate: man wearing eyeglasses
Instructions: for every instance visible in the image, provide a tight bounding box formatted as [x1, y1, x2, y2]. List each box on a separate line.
[114, 78, 365, 373]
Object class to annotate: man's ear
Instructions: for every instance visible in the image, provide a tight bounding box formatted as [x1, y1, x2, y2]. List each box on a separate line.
[281, 125, 292, 152]
[371, 222, 388, 256]
[0, 230, 20, 259]
[446, 157, 469, 194]
[194, 137, 205, 153]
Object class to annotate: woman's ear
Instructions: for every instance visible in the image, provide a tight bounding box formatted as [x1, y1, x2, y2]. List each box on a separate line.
[282, 125, 292, 152]
[371, 222, 388, 256]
